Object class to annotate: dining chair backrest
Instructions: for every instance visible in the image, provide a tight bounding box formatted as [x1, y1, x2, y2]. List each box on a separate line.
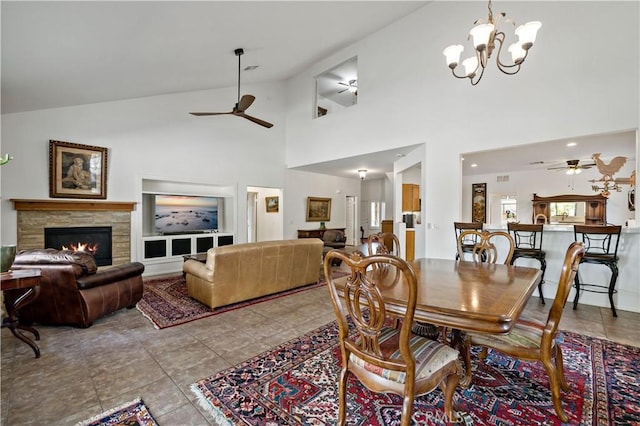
[454, 222, 483, 245]
[367, 232, 401, 257]
[508, 223, 544, 251]
[457, 230, 515, 265]
[545, 241, 585, 336]
[573, 225, 621, 259]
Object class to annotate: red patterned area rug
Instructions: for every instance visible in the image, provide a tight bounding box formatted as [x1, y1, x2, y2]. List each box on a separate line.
[190, 321, 640, 425]
[75, 398, 157, 426]
[137, 272, 344, 329]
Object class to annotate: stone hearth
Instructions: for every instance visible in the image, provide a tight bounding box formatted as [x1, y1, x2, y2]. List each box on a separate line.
[12, 199, 136, 268]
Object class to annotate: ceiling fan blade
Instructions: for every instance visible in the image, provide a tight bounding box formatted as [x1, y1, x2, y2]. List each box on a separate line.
[236, 94, 255, 112]
[338, 88, 348, 93]
[189, 111, 233, 116]
[238, 112, 274, 128]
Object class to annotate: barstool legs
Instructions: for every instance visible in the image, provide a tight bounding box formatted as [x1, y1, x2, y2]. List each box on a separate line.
[573, 263, 618, 317]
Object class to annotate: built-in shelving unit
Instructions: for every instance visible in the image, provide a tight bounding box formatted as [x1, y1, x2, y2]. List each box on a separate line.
[139, 178, 236, 275]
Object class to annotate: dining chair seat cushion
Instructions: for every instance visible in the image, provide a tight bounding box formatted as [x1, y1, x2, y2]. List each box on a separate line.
[350, 326, 459, 384]
[470, 319, 547, 349]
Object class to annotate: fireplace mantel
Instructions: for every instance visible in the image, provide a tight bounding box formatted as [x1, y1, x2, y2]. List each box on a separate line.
[11, 199, 136, 212]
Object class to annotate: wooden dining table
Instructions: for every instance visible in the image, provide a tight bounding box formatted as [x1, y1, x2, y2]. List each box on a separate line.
[333, 257, 542, 387]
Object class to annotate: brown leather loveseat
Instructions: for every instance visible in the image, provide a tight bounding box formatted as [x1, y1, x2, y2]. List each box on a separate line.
[7, 249, 144, 328]
[183, 239, 323, 309]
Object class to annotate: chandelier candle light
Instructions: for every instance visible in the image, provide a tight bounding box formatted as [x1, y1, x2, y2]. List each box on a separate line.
[443, 0, 541, 85]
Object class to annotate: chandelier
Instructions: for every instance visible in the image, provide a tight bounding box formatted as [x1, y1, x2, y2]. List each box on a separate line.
[442, 0, 541, 85]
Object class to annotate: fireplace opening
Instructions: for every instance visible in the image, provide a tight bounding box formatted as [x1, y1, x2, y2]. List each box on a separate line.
[45, 226, 113, 266]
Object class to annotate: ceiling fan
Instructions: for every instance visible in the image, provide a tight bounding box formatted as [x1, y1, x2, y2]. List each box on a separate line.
[338, 79, 357, 94]
[547, 159, 596, 174]
[189, 48, 273, 128]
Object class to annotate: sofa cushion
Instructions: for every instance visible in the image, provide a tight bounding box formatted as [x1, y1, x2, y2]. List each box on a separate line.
[13, 249, 98, 274]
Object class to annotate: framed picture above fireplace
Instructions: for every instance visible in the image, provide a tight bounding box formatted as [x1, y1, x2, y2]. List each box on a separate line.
[49, 140, 108, 199]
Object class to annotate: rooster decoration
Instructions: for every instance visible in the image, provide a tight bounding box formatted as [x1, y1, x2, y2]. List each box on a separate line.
[589, 153, 634, 197]
[592, 153, 627, 179]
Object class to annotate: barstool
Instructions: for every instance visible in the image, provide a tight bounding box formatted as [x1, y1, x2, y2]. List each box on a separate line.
[508, 223, 546, 304]
[453, 222, 483, 260]
[573, 224, 622, 317]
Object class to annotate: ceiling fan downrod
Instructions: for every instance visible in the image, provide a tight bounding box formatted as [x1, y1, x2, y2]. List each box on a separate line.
[234, 48, 244, 107]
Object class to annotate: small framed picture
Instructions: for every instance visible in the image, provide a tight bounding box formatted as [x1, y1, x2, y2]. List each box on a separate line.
[49, 140, 108, 199]
[266, 196, 279, 213]
[306, 197, 331, 222]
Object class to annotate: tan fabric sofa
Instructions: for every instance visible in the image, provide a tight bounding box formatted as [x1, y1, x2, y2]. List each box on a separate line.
[183, 239, 324, 309]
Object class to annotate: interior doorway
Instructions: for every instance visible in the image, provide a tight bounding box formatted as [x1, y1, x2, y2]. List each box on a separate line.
[247, 191, 257, 243]
[345, 195, 358, 245]
[246, 186, 283, 242]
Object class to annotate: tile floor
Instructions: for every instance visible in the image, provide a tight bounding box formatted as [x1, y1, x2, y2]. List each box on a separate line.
[1, 269, 638, 425]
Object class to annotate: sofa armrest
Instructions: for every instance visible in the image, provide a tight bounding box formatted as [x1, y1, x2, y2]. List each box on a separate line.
[77, 262, 145, 290]
[183, 259, 213, 281]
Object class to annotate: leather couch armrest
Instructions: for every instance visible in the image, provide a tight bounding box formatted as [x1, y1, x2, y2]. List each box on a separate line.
[76, 262, 145, 290]
[183, 259, 213, 281]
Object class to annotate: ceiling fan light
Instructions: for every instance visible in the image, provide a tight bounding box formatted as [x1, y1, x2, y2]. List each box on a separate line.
[358, 169, 367, 180]
[566, 168, 574, 175]
[574, 168, 582, 174]
[515, 21, 542, 50]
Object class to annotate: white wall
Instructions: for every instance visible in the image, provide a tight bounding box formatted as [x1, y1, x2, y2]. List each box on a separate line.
[1, 82, 287, 252]
[284, 1, 639, 259]
[283, 170, 361, 240]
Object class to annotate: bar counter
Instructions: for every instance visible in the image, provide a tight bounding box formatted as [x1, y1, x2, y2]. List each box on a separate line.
[484, 225, 639, 314]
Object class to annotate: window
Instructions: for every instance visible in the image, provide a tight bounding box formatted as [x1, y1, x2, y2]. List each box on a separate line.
[500, 197, 517, 224]
[370, 201, 385, 228]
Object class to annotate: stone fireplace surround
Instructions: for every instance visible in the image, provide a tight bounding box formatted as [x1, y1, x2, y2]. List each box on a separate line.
[11, 199, 136, 268]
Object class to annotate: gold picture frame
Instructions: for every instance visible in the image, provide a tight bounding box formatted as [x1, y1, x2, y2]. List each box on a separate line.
[49, 140, 108, 199]
[306, 197, 331, 222]
[472, 183, 487, 223]
[266, 196, 279, 213]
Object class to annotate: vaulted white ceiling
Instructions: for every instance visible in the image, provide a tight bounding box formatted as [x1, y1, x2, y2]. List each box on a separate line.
[1, 1, 427, 114]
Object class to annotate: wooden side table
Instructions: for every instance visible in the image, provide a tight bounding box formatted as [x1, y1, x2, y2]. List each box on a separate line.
[1, 269, 42, 358]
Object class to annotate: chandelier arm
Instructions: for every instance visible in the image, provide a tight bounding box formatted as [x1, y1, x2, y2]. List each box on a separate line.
[493, 31, 527, 75]
[450, 68, 472, 80]
[470, 65, 485, 86]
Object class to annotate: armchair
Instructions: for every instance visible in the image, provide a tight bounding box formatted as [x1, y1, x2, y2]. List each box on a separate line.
[322, 229, 347, 266]
[6, 249, 144, 328]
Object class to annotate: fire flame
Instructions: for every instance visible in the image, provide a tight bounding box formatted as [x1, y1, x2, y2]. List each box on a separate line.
[62, 242, 99, 255]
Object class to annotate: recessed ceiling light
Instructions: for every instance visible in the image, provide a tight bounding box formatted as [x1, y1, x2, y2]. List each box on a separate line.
[567, 142, 577, 147]
[471, 163, 478, 168]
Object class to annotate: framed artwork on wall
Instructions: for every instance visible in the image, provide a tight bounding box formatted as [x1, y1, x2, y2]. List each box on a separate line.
[49, 140, 108, 199]
[306, 197, 331, 222]
[472, 183, 487, 223]
[266, 196, 279, 213]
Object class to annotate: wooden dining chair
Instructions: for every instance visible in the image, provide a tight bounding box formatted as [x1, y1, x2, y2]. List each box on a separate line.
[367, 231, 401, 257]
[323, 250, 461, 426]
[456, 230, 515, 265]
[463, 241, 585, 423]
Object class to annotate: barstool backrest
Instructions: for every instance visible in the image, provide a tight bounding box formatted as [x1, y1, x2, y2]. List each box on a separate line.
[454, 222, 483, 246]
[508, 223, 544, 251]
[573, 225, 622, 258]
